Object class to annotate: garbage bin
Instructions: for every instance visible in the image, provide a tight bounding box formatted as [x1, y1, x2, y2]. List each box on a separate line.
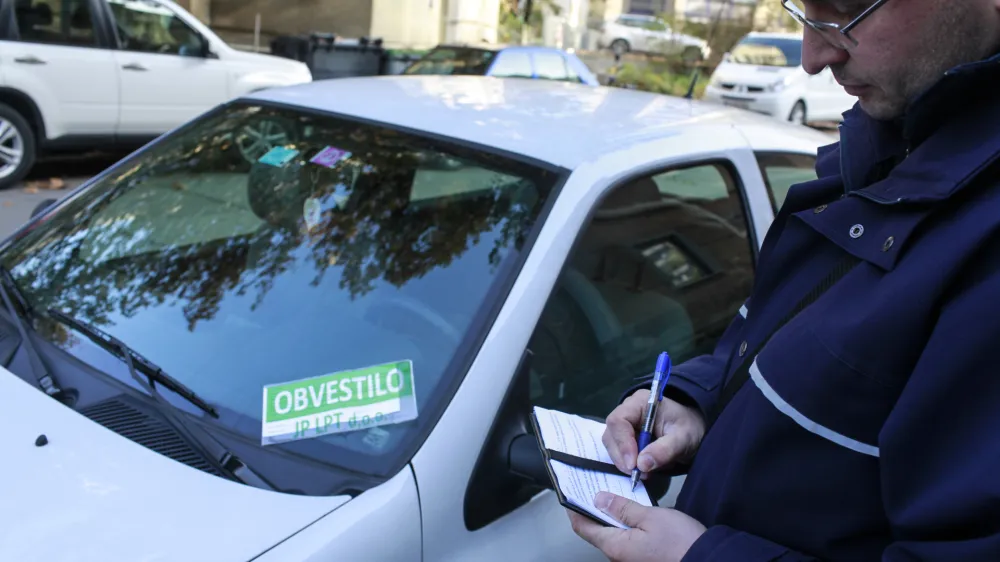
[270, 35, 310, 62]
[308, 34, 385, 80]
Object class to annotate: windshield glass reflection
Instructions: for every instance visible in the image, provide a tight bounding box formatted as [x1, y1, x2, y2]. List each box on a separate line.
[1, 102, 561, 471]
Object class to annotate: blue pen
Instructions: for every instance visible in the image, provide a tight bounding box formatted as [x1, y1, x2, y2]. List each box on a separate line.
[631, 352, 671, 490]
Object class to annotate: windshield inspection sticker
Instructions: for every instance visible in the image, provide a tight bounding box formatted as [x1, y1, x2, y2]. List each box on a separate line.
[310, 146, 352, 169]
[261, 360, 417, 446]
[258, 146, 299, 167]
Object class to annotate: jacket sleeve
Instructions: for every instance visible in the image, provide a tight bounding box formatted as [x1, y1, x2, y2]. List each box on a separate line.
[618, 299, 749, 423]
[681, 243, 1000, 561]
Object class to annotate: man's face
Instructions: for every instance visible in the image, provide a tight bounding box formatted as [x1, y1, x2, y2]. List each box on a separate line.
[800, 0, 1000, 120]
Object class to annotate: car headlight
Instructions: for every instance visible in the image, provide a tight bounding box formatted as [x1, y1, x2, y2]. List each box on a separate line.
[767, 75, 794, 92]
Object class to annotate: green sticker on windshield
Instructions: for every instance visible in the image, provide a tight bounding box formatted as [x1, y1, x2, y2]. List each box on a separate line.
[261, 360, 417, 446]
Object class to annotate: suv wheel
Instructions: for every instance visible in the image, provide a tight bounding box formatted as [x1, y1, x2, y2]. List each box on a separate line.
[610, 39, 630, 56]
[0, 103, 36, 190]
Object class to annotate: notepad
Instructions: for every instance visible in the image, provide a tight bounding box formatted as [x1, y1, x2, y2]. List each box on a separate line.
[531, 406, 655, 529]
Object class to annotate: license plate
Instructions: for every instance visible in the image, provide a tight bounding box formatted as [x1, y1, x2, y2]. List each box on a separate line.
[723, 99, 750, 110]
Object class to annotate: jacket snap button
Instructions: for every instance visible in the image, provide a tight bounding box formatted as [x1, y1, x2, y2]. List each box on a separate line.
[850, 224, 864, 238]
[739, 341, 748, 356]
[814, 204, 827, 213]
[882, 236, 895, 251]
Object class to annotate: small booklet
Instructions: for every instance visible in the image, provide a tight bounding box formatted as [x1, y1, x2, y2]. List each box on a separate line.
[530, 406, 656, 528]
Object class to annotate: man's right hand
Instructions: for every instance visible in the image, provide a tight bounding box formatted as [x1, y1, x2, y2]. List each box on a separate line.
[602, 389, 707, 475]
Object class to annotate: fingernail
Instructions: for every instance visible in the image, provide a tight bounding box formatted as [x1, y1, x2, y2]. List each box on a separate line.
[595, 491, 613, 512]
[623, 454, 634, 470]
[638, 454, 656, 472]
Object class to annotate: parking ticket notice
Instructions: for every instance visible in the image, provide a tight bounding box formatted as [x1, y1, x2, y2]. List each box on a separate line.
[261, 360, 418, 445]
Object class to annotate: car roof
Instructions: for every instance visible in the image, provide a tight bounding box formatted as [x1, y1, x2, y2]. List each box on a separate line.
[745, 31, 803, 41]
[244, 75, 834, 170]
[430, 43, 571, 54]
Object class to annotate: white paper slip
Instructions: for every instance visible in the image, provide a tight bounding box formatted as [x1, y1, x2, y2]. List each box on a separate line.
[533, 406, 653, 529]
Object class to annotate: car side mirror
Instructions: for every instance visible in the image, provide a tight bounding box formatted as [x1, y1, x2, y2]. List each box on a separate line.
[31, 198, 56, 219]
[722, 52, 732, 62]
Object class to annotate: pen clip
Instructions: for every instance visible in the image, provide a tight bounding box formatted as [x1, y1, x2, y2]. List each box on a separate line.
[655, 352, 671, 402]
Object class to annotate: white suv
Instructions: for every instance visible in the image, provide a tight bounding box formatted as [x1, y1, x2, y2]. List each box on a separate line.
[0, 0, 313, 189]
[598, 13, 709, 61]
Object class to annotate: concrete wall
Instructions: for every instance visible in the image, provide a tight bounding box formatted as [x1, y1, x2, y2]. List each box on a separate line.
[209, 0, 373, 39]
[371, 0, 443, 49]
[443, 0, 500, 45]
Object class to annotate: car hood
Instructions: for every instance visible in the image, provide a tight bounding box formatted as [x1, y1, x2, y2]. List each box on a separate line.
[225, 48, 312, 74]
[0, 370, 351, 562]
[711, 61, 799, 88]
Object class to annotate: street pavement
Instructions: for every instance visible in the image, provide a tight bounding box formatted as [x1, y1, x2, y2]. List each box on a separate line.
[0, 151, 129, 239]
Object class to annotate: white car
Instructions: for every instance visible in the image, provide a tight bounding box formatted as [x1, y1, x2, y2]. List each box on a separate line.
[703, 31, 857, 125]
[598, 13, 709, 61]
[0, 0, 313, 189]
[0, 75, 832, 561]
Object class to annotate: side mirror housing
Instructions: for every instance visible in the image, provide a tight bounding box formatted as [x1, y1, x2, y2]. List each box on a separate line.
[31, 198, 57, 219]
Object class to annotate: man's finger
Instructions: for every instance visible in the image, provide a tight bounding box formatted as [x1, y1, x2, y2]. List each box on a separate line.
[566, 509, 621, 551]
[603, 390, 649, 472]
[595, 491, 650, 529]
[636, 430, 687, 473]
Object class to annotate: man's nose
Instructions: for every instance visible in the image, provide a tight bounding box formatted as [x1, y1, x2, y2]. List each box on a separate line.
[801, 28, 849, 75]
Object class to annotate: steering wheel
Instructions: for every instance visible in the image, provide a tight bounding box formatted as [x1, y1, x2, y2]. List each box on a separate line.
[364, 295, 462, 345]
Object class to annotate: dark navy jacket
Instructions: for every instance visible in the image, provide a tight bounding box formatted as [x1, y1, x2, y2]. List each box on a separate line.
[629, 52, 1000, 561]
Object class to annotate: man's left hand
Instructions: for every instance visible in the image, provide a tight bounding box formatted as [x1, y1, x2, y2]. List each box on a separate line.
[567, 491, 707, 562]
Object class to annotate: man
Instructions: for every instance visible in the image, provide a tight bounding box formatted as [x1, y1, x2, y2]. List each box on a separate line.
[567, 0, 1000, 560]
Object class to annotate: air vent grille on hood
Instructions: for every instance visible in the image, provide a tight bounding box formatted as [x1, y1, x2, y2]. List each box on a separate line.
[80, 397, 225, 477]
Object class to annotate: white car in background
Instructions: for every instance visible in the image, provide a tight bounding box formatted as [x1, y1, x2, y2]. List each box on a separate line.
[0, 0, 312, 189]
[0, 75, 831, 561]
[598, 13, 709, 62]
[703, 31, 857, 125]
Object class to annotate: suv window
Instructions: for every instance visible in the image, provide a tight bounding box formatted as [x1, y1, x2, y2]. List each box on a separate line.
[532, 51, 569, 81]
[527, 162, 756, 419]
[755, 152, 817, 211]
[12, 0, 96, 46]
[489, 50, 533, 79]
[108, 0, 204, 56]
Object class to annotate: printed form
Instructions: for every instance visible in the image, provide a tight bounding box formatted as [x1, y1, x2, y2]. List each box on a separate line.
[533, 406, 653, 529]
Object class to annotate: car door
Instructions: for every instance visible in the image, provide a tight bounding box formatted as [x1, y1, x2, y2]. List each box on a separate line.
[755, 151, 818, 212]
[0, 0, 119, 139]
[104, 0, 228, 136]
[411, 133, 773, 561]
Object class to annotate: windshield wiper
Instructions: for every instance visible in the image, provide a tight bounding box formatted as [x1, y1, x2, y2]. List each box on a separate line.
[45, 308, 218, 418]
[45, 308, 279, 490]
[0, 265, 63, 397]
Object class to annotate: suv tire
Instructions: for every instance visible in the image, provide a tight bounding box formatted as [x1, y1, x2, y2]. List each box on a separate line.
[0, 103, 36, 190]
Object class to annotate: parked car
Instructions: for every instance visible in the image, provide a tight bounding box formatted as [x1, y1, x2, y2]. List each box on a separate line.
[0, 75, 832, 561]
[597, 13, 709, 61]
[402, 43, 600, 86]
[702, 31, 857, 125]
[0, 0, 313, 189]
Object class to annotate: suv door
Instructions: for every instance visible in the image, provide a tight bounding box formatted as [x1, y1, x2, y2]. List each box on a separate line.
[0, 0, 119, 139]
[103, 0, 228, 136]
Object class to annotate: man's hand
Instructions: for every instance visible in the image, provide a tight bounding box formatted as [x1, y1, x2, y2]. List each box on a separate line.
[603, 389, 706, 476]
[567, 492, 707, 562]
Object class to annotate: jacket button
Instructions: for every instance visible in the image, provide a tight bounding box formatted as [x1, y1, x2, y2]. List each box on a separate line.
[850, 224, 864, 238]
[814, 204, 827, 213]
[739, 341, 748, 356]
[882, 236, 895, 251]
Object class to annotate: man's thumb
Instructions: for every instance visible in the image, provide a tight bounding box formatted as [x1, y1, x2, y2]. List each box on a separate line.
[595, 492, 648, 529]
[637, 432, 685, 472]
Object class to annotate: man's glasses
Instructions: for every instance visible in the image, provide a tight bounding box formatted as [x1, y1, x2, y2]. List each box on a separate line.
[781, 0, 891, 50]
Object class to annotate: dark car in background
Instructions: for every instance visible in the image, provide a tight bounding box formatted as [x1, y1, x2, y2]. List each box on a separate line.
[403, 44, 600, 86]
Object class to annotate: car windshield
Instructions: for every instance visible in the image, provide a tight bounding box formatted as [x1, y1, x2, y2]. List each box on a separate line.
[0, 101, 561, 475]
[730, 36, 803, 67]
[403, 47, 497, 75]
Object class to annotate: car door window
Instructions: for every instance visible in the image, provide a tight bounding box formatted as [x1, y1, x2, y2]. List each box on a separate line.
[489, 50, 533, 79]
[527, 162, 756, 419]
[108, 0, 204, 56]
[532, 51, 569, 81]
[12, 0, 96, 46]
[755, 152, 817, 212]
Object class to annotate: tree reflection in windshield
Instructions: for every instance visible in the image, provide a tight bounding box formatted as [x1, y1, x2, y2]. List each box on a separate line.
[4, 103, 555, 336]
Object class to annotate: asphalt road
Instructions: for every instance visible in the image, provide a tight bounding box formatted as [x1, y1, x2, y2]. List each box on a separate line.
[0, 151, 131, 239]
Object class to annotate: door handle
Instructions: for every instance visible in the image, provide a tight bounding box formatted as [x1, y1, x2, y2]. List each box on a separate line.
[122, 63, 148, 72]
[14, 55, 46, 65]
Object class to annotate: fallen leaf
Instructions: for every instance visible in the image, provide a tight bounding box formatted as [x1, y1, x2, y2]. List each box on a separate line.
[2, 201, 12, 207]
[46, 178, 66, 190]
[23, 186, 39, 194]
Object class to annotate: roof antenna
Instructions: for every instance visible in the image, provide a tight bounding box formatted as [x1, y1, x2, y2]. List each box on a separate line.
[684, 67, 700, 100]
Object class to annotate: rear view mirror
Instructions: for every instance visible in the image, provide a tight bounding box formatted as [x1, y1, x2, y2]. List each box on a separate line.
[31, 198, 56, 219]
